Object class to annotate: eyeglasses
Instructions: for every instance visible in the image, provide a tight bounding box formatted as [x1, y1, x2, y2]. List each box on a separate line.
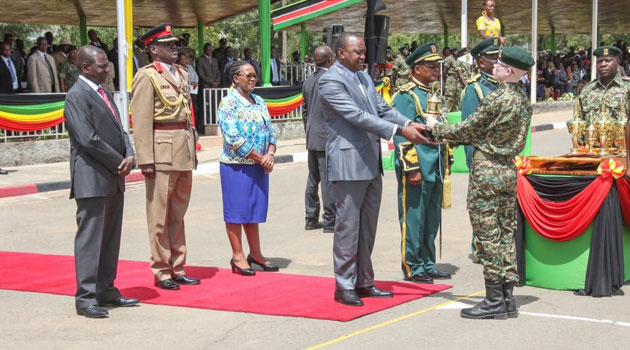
[239, 73, 258, 80]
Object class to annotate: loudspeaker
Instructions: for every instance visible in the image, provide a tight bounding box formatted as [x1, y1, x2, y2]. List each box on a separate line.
[365, 15, 390, 64]
[323, 25, 345, 50]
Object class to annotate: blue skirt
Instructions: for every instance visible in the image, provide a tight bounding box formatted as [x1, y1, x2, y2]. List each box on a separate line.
[220, 162, 269, 224]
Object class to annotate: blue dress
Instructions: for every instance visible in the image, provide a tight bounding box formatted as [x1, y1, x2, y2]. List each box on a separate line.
[217, 89, 277, 224]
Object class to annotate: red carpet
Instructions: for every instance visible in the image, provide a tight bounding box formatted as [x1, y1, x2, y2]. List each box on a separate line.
[0, 251, 451, 322]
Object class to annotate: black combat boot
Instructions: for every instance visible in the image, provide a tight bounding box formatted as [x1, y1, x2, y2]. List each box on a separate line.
[503, 282, 518, 318]
[460, 280, 508, 320]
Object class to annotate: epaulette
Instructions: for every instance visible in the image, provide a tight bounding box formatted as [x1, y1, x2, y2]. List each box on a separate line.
[398, 82, 416, 92]
[150, 61, 164, 73]
[175, 63, 187, 72]
[466, 73, 481, 84]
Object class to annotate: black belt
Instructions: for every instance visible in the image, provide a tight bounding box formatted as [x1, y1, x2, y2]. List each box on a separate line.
[153, 122, 188, 130]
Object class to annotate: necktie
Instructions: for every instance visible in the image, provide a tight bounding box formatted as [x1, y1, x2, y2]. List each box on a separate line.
[43, 54, 55, 91]
[97, 87, 119, 123]
[169, 66, 179, 84]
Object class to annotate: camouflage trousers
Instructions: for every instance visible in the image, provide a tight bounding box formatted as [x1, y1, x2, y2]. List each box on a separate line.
[444, 77, 461, 112]
[467, 159, 519, 283]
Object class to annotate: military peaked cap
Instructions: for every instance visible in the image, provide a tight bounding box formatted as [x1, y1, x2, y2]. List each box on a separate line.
[593, 46, 622, 57]
[406, 42, 442, 66]
[139, 23, 178, 46]
[471, 37, 501, 58]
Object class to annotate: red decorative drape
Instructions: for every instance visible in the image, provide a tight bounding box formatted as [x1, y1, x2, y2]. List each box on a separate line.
[516, 174, 613, 241]
[617, 178, 630, 228]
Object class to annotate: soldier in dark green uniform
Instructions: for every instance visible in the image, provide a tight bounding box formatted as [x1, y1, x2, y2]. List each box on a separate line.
[426, 47, 535, 320]
[392, 42, 451, 283]
[461, 38, 501, 168]
[460, 37, 501, 262]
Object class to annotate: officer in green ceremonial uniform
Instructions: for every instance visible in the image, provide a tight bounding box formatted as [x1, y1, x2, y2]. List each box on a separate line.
[426, 47, 535, 320]
[460, 37, 501, 261]
[575, 46, 630, 124]
[392, 42, 451, 283]
[393, 44, 411, 92]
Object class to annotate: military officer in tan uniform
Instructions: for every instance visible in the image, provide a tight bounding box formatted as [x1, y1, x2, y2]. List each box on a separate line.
[131, 23, 200, 290]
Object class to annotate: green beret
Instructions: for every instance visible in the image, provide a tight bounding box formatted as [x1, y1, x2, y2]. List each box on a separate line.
[399, 44, 409, 51]
[498, 47, 535, 71]
[471, 37, 501, 58]
[406, 42, 442, 66]
[450, 47, 458, 52]
[593, 46, 622, 57]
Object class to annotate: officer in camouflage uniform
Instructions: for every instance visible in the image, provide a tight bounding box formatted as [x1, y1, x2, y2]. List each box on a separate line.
[426, 47, 535, 320]
[392, 42, 451, 284]
[574, 46, 630, 124]
[444, 48, 466, 112]
[393, 44, 411, 91]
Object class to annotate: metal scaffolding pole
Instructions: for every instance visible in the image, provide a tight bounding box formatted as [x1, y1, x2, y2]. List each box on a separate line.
[530, 0, 538, 105]
[116, 0, 129, 132]
[591, 0, 598, 81]
[259, 0, 272, 86]
[461, 0, 468, 48]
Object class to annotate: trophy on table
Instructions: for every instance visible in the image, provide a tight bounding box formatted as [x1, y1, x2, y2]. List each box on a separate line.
[615, 119, 628, 157]
[567, 119, 586, 154]
[594, 103, 614, 156]
[585, 123, 597, 154]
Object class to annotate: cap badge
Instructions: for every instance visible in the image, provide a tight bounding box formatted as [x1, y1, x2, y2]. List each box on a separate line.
[493, 38, 498, 46]
[603, 48, 609, 55]
[431, 45, 437, 54]
[166, 25, 172, 32]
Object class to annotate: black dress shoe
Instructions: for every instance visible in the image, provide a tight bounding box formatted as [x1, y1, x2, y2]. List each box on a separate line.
[356, 286, 394, 298]
[334, 290, 364, 306]
[77, 305, 109, 318]
[155, 278, 180, 290]
[174, 275, 201, 285]
[305, 221, 324, 230]
[230, 259, 256, 276]
[323, 226, 335, 233]
[247, 254, 279, 272]
[100, 297, 140, 307]
[0, 168, 7, 175]
[404, 274, 434, 283]
[426, 270, 452, 279]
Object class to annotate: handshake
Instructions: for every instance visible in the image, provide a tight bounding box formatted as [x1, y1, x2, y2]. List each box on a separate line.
[400, 122, 433, 144]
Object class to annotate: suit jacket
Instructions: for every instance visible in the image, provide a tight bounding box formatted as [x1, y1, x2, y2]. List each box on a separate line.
[319, 62, 408, 182]
[133, 49, 147, 75]
[90, 41, 109, 56]
[195, 55, 220, 90]
[270, 57, 282, 83]
[131, 62, 197, 171]
[0, 56, 21, 93]
[26, 51, 60, 93]
[107, 49, 120, 90]
[64, 77, 134, 199]
[542, 68, 555, 87]
[302, 67, 328, 151]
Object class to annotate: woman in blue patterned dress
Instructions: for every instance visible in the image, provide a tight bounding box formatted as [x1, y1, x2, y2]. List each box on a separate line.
[217, 61, 279, 276]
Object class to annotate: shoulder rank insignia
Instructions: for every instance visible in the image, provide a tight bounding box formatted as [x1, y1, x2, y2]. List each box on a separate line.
[466, 73, 481, 84]
[398, 82, 416, 92]
[398, 142, 420, 172]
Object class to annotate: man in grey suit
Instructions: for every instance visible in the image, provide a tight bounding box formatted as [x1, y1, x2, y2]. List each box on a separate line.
[64, 45, 139, 318]
[302, 45, 336, 232]
[319, 33, 429, 306]
[196, 42, 220, 134]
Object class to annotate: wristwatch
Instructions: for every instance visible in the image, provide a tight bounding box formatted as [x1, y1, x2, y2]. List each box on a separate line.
[395, 125, 404, 136]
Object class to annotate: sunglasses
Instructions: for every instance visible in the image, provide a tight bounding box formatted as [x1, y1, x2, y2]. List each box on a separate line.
[239, 73, 258, 80]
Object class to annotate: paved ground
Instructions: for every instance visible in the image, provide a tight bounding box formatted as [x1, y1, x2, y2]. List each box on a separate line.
[1, 110, 629, 350]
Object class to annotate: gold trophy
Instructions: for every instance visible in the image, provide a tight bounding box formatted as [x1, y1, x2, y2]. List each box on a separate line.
[585, 123, 597, 154]
[594, 118, 612, 156]
[615, 118, 627, 157]
[566, 119, 586, 154]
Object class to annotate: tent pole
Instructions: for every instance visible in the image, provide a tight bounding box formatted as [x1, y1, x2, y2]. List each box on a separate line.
[530, 0, 538, 105]
[259, 0, 272, 87]
[197, 21, 204, 58]
[116, 0, 130, 132]
[591, 0, 598, 81]
[366, 0, 376, 79]
[300, 23, 307, 62]
[79, 16, 88, 46]
[124, 0, 133, 91]
[461, 0, 468, 48]
[443, 25, 449, 50]
[550, 26, 556, 55]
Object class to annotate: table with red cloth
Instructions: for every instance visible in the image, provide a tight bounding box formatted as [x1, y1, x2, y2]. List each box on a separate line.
[514, 156, 630, 297]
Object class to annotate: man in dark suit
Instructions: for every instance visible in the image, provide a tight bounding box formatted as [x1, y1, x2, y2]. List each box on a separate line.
[270, 46, 282, 85]
[88, 29, 109, 55]
[319, 33, 428, 306]
[64, 45, 139, 318]
[0, 42, 21, 94]
[107, 38, 119, 90]
[195, 42, 220, 134]
[302, 45, 335, 232]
